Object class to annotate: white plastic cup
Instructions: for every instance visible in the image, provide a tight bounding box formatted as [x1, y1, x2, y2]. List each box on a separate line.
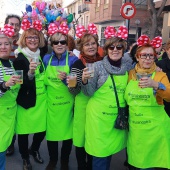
[86, 63, 94, 78]
[33, 57, 40, 64]
[136, 73, 147, 80]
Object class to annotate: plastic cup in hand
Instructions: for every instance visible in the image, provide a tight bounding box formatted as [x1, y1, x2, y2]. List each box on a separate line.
[136, 73, 147, 80]
[67, 73, 77, 87]
[33, 57, 40, 65]
[14, 70, 23, 84]
[86, 63, 94, 78]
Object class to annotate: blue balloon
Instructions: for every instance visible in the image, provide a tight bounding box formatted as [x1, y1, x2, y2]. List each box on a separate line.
[27, 17, 32, 24]
[26, 4, 32, 12]
[35, 8, 40, 14]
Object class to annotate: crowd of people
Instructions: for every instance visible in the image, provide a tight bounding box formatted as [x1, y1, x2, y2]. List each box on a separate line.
[0, 10, 170, 170]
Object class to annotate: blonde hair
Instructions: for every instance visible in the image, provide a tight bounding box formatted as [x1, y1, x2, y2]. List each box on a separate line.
[0, 34, 13, 45]
[17, 28, 45, 48]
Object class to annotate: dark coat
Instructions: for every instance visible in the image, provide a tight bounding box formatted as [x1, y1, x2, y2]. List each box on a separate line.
[156, 57, 170, 116]
[13, 53, 36, 109]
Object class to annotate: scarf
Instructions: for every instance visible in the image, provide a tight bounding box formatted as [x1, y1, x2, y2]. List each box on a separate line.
[130, 62, 157, 81]
[80, 52, 103, 66]
[15, 47, 40, 61]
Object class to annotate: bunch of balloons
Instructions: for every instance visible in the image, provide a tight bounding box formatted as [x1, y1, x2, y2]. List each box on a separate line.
[23, 0, 74, 30]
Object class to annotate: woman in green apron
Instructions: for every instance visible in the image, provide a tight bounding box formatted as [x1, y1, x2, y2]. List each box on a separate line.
[124, 36, 170, 169]
[68, 32, 103, 170]
[81, 26, 133, 170]
[43, 23, 78, 170]
[0, 31, 20, 170]
[13, 20, 47, 170]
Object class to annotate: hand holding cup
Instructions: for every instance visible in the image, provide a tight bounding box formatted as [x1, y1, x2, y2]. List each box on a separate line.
[67, 73, 77, 87]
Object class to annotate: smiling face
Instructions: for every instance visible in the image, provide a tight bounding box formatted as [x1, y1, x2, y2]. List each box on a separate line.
[52, 34, 67, 57]
[107, 43, 124, 61]
[25, 34, 39, 52]
[0, 37, 12, 59]
[136, 47, 155, 69]
[82, 37, 98, 57]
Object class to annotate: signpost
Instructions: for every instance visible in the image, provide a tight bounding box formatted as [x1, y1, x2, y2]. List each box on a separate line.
[120, 2, 136, 42]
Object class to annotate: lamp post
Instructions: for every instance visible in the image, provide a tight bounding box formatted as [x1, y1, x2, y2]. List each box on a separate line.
[135, 19, 140, 40]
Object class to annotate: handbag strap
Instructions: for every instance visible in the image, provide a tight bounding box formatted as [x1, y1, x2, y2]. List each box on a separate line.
[110, 74, 120, 108]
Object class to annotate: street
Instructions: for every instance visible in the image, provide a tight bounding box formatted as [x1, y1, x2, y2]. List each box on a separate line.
[6, 135, 127, 170]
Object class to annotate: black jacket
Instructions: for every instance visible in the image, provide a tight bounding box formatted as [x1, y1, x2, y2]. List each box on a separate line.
[13, 53, 36, 109]
[156, 57, 170, 116]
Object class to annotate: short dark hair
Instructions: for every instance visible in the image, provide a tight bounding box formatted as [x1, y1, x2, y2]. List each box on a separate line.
[5, 14, 21, 26]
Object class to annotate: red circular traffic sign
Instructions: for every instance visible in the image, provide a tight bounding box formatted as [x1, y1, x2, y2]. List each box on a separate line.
[120, 2, 136, 19]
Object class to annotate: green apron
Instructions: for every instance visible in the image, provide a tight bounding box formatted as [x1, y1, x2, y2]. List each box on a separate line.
[73, 91, 90, 147]
[85, 73, 128, 157]
[124, 73, 170, 169]
[0, 61, 20, 152]
[44, 53, 74, 141]
[16, 53, 47, 134]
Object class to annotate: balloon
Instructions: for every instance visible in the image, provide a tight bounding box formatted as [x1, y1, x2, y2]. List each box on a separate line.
[56, 16, 61, 21]
[39, 2, 46, 13]
[32, 9, 38, 20]
[35, 1, 40, 8]
[35, 7, 40, 14]
[27, 12, 32, 17]
[26, 4, 32, 12]
[62, 11, 67, 19]
[67, 14, 73, 23]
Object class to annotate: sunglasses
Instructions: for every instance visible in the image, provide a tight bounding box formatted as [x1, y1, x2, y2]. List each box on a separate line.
[139, 53, 155, 59]
[52, 40, 67, 45]
[108, 45, 123, 51]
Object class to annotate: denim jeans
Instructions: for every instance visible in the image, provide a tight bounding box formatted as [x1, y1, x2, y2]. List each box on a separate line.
[0, 151, 6, 170]
[93, 155, 112, 170]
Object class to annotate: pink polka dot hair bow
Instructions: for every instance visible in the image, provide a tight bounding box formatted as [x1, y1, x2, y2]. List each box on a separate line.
[104, 26, 128, 40]
[48, 22, 69, 36]
[21, 19, 42, 31]
[76, 23, 98, 38]
[0, 24, 15, 37]
[137, 35, 162, 48]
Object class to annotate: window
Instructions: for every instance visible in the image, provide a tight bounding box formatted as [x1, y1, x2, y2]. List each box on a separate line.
[96, 0, 100, 7]
[134, 0, 147, 8]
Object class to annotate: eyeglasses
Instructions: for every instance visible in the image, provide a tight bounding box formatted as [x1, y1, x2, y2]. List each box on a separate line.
[52, 40, 67, 45]
[139, 53, 155, 59]
[108, 45, 123, 51]
[83, 42, 97, 47]
[26, 36, 39, 41]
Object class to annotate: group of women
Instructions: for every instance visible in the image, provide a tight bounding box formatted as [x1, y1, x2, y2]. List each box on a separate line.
[0, 17, 170, 170]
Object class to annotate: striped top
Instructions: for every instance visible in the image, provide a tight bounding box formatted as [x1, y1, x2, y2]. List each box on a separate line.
[0, 59, 14, 97]
[69, 59, 85, 95]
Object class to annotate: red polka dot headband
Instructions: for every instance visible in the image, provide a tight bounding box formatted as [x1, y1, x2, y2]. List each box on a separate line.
[48, 22, 69, 36]
[137, 35, 162, 48]
[21, 19, 42, 31]
[0, 24, 15, 37]
[104, 26, 128, 40]
[76, 23, 98, 38]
